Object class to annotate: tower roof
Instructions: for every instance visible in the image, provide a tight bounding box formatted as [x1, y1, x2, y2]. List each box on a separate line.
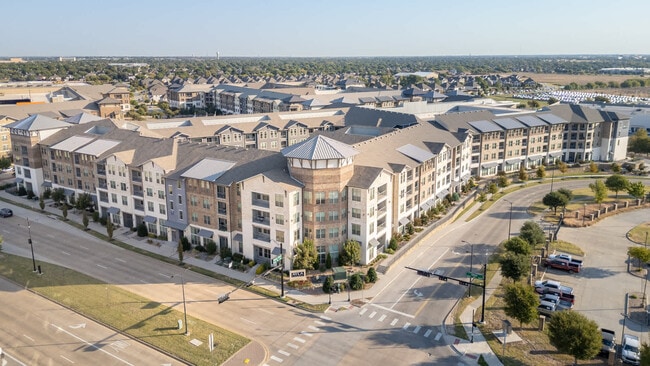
[281, 134, 359, 160]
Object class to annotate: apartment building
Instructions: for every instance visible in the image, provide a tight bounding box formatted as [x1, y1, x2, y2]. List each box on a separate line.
[0, 115, 17, 158]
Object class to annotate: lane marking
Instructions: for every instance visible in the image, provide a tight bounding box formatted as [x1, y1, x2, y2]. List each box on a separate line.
[378, 314, 386, 322]
[80, 246, 88, 250]
[240, 317, 257, 325]
[115, 258, 126, 263]
[158, 272, 169, 278]
[320, 315, 331, 321]
[413, 325, 421, 334]
[434, 332, 442, 341]
[139, 280, 148, 284]
[287, 343, 299, 349]
[359, 308, 368, 315]
[270, 355, 283, 362]
[96, 264, 108, 269]
[390, 318, 398, 326]
[50, 323, 135, 365]
[61, 251, 71, 256]
[278, 350, 291, 356]
[393, 248, 450, 309]
[368, 311, 376, 319]
[308, 325, 319, 331]
[293, 337, 306, 344]
[300, 331, 313, 337]
[424, 329, 432, 338]
[60, 355, 74, 363]
[402, 322, 411, 330]
[370, 304, 415, 318]
[315, 320, 327, 326]
[258, 308, 273, 315]
[23, 334, 35, 342]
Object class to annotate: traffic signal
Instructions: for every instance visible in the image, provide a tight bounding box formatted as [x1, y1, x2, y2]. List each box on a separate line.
[218, 294, 230, 304]
[438, 275, 448, 281]
[416, 269, 432, 277]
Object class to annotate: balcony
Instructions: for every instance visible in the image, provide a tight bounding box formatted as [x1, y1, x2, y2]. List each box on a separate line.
[218, 208, 227, 215]
[96, 168, 106, 176]
[133, 190, 144, 197]
[252, 198, 269, 208]
[253, 210, 270, 226]
[253, 232, 270, 242]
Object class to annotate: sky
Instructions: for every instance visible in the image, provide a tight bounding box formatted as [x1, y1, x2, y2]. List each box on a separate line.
[2, 0, 650, 58]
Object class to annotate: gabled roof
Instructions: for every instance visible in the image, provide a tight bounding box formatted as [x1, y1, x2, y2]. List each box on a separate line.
[5, 114, 70, 131]
[347, 165, 384, 189]
[281, 134, 359, 160]
[64, 112, 103, 124]
[181, 158, 236, 181]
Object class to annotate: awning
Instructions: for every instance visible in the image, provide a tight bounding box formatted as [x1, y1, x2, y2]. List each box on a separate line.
[527, 155, 543, 161]
[14, 178, 23, 183]
[197, 229, 213, 238]
[549, 151, 563, 157]
[233, 233, 242, 242]
[42, 181, 52, 187]
[63, 188, 75, 196]
[505, 158, 523, 165]
[143, 215, 157, 223]
[420, 202, 430, 210]
[162, 220, 188, 231]
[481, 162, 499, 169]
[271, 246, 284, 256]
[369, 238, 381, 248]
[437, 189, 450, 199]
[399, 217, 410, 226]
[107, 207, 120, 215]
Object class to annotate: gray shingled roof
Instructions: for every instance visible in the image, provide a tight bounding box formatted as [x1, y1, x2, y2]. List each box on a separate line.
[492, 117, 526, 130]
[281, 135, 359, 160]
[5, 114, 70, 131]
[347, 165, 384, 189]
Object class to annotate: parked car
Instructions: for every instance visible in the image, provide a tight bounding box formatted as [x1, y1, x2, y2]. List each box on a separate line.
[537, 300, 557, 317]
[556, 299, 574, 310]
[0, 208, 12, 217]
[541, 287, 575, 304]
[534, 279, 574, 295]
[540, 293, 560, 305]
[600, 328, 616, 356]
[621, 334, 640, 365]
[549, 252, 584, 267]
[542, 258, 581, 273]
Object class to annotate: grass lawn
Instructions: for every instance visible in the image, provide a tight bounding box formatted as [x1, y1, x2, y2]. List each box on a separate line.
[628, 222, 650, 245]
[0, 253, 249, 365]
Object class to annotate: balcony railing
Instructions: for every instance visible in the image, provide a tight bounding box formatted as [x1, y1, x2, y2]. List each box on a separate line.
[133, 190, 144, 197]
[252, 199, 270, 208]
[253, 232, 270, 242]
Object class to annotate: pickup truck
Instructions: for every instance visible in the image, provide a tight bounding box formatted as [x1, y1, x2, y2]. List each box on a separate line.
[549, 253, 583, 267]
[534, 279, 574, 295]
[600, 329, 616, 356]
[540, 287, 575, 304]
[542, 258, 581, 273]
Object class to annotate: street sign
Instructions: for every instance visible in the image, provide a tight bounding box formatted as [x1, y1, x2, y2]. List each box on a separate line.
[466, 272, 484, 280]
[272, 255, 282, 266]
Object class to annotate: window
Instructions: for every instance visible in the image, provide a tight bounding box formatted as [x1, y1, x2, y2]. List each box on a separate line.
[146, 188, 153, 197]
[315, 192, 326, 204]
[329, 228, 339, 238]
[352, 188, 361, 202]
[158, 190, 165, 199]
[351, 223, 361, 236]
[159, 204, 166, 215]
[110, 180, 116, 189]
[328, 191, 338, 204]
[111, 193, 117, 203]
[303, 191, 312, 204]
[147, 201, 154, 211]
[191, 213, 198, 222]
[316, 229, 326, 239]
[276, 214, 284, 225]
[204, 215, 211, 225]
[275, 194, 284, 207]
[203, 199, 210, 209]
[179, 211, 183, 220]
[329, 211, 339, 221]
[276, 230, 284, 243]
[178, 195, 183, 204]
[315, 212, 325, 222]
[304, 211, 312, 222]
[121, 196, 128, 205]
[120, 182, 127, 191]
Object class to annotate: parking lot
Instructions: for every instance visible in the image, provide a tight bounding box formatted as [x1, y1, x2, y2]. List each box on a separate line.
[542, 208, 649, 342]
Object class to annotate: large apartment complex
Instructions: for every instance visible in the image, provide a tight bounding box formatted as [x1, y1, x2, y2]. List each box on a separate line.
[6, 103, 629, 268]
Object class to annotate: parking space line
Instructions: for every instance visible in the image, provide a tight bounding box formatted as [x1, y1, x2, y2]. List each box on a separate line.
[287, 343, 299, 349]
[359, 308, 368, 315]
[413, 325, 421, 334]
[424, 329, 432, 338]
[293, 337, 306, 344]
[378, 314, 386, 322]
[270, 355, 283, 363]
[390, 318, 398, 326]
[402, 322, 410, 330]
[278, 350, 291, 356]
[368, 311, 376, 319]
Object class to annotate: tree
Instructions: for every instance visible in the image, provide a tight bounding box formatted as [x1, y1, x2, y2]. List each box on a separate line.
[0, 156, 11, 170]
[340, 240, 361, 266]
[628, 181, 646, 200]
[519, 221, 545, 247]
[366, 267, 377, 283]
[137, 222, 148, 237]
[543, 191, 569, 214]
[589, 161, 599, 173]
[62, 204, 68, 220]
[547, 97, 559, 105]
[641, 343, 650, 366]
[557, 188, 573, 201]
[181, 236, 191, 251]
[589, 180, 607, 206]
[605, 174, 629, 199]
[487, 182, 498, 195]
[496, 175, 509, 188]
[82, 211, 89, 230]
[326, 252, 332, 269]
[504, 236, 532, 255]
[503, 283, 539, 329]
[323, 275, 334, 293]
[205, 240, 217, 255]
[547, 311, 601, 364]
[536, 165, 546, 178]
[499, 252, 529, 282]
[611, 162, 621, 173]
[558, 161, 568, 173]
[39, 194, 45, 211]
[106, 218, 114, 240]
[75, 193, 93, 211]
[51, 188, 65, 204]
[293, 239, 318, 270]
[518, 165, 528, 181]
[349, 273, 364, 290]
[628, 247, 650, 268]
[177, 240, 184, 264]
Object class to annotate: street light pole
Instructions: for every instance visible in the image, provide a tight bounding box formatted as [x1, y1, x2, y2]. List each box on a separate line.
[280, 242, 284, 298]
[347, 270, 351, 302]
[504, 199, 513, 240]
[462, 240, 474, 297]
[172, 268, 190, 336]
[583, 203, 587, 226]
[480, 263, 487, 323]
[27, 218, 36, 272]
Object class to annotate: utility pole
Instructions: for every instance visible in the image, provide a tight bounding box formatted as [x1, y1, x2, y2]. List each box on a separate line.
[481, 263, 487, 323]
[27, 218, 36, 272]
[280, 242, 284, 298]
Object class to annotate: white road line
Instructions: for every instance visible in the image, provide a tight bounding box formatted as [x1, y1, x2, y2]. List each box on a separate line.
[413, 325, 421, 334]
[61, 251, 71, 256]
[278, 350, 291, 356]
[434, 332, 442, 341]
[115, 258, 126, 263]
[320, 315, 331, 321]
[300, 331, 313, 337]
[293, 337, 306, 344]
[390, 318, 398, 326]
[80, 245, 88, 250]
[287, 343, 299, 349]
[368, 311, 377, 319]
[258, 308, 274, 315]
[402, 322, 410, 330]
[308, 325, 319, 331]
[158, 272, 170, 278]
[23, 334, 35, 342]
[423, 329, 432, 338]
[359, 308, 368, 315]
[50, 323, 135, 365]
[370, 303, 415, 318]
[378, 314, 386, 322]
[391, 248, 450, 309]
[139, 279, 148, 284]
[270, 355, 283, 363]
[60, 355, 74, 363]
[240, 317, 257, 325]
[96, 264, 108, 269]
[315, 320, 327, 326]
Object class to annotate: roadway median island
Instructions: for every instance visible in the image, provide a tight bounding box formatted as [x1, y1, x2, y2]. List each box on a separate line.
[0, 253, 249, 366]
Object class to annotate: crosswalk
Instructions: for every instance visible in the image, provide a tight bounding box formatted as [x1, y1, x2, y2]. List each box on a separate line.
[264, 305, 444, 365]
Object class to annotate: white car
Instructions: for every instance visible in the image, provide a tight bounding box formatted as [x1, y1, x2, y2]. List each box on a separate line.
[621, 334, 640, 365]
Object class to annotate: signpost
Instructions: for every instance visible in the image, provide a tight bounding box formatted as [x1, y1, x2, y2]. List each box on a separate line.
[466, 272, 484, 280]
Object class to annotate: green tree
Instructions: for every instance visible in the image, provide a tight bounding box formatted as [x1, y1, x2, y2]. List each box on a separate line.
[366, 267, 377, 283]
[519, 221, 545, 247]
[589, 161, 599, 173]
[181, 236, 191, 251]
[628, 247, 650, 268]
[640, 343, 650, 366]
[106, 219, 114, 240]
[39, 194, 45, 211]
[349, 273, 364, 290]
[503, 283, 539, 329]
[547, 311, 601, 364]
[558, 161, 568, 173]
[518, 165, 528, 181]
[499, 252, 529, 282]
[547, 97, 559, 105]
[62, 204, 68, 220]
[504, 236, 532, 255]
[628, 129, 650, 154]
[293, 239, 318, 270]
[487, 182, 498, 195]
[326, 252, 332, 269]
[543, 191, 569, 214]
[74, 193, 93, 211]
[605, 174, 629, 199]
[137, 222, 148, 237]
[323, 276, 334, 293]
[589, 180, 607, 206]
[205, 240, 217, 255]
[496, 175, 509, 188]
[339, 240, 361, 266]
[51, 188, 65, 204]
[536, 165, 546, 178]
[177, 240, 184, 264]
[82, 211, 89, 230]
[628, 181, 646, 199]
[611, 162, 621, 173]
[0, 156, 11, 170]
[557, 188, 573, 201]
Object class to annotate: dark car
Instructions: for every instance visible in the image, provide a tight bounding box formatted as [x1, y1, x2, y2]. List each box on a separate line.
[542, 258, 581, 273]
[0, 208, 13, 217]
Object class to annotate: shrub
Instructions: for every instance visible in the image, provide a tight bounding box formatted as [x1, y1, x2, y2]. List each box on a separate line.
[181, 236, 191, 251]
[389, 237, 398, 251]
[206, 240, 217, 255]
[43, 189, 51, 199]
[256, 262, 269, 275]
[194, 244, 206, 252]
[92, 211, 100, 222]
[17, 186, 27, 196]
[26, 190, 34, 199]
[413, 217, 422, 226]
[136, 223, 148, 237]
[326, 252, 332, 269]
[99, 216, 107, 226]
[366, 267, 378, 283]
[220, 246, 232, 259]
[350, 273, 364, 290]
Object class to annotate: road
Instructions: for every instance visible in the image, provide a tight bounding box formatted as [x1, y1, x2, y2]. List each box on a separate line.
[0, 277, 179, 366]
